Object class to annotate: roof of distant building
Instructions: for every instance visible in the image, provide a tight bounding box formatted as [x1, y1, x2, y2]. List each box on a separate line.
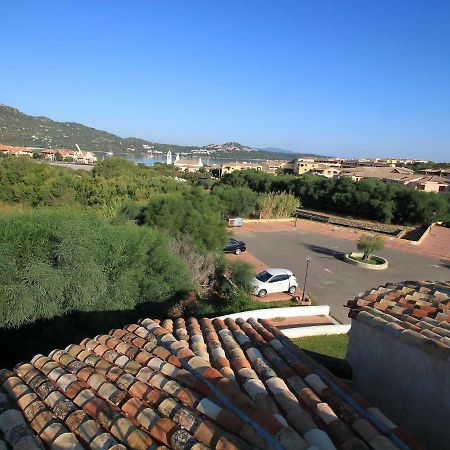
[416, 175, 450, 184]
[174, 159, 202, 166]
[0, 144, 33, 153]
[0, 314, 426, 449]
[347, 280, 450, 355]
[339, 166, 415, 177]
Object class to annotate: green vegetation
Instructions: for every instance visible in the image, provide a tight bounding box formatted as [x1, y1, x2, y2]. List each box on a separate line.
[219, 169, 450, 225]
[0, 210, 194, 328]
[292, 334, 349, 359]
[257, 191, 299, 219]
[0, 157, 184, 210]
[119, 188, 228, 252]
[212, 185, 260, 218]
[356, 234, 384, 261]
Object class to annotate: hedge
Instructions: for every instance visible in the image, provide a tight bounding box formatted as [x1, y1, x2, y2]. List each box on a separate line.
[0, 209, 194, 328]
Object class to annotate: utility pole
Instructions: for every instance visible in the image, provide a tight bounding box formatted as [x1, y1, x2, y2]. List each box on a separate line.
[301, 257, 312, 302]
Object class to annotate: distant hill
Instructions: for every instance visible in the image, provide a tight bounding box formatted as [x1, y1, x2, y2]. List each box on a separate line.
[0, 104, 194, 154]
[0, 103, 321, 160]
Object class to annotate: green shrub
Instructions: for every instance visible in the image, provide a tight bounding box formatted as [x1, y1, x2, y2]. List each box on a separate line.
[228, 260, 254, 292]
[125, 188, 228, 252]
[0, 210, 194, 328]
[212, 185, 259, 218]
[257, 191, 299, 219]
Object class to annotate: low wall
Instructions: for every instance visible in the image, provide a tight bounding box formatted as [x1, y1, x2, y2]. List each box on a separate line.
[215, 305, 330, 320]
[347, 320, 450, 448]
[215, 305, 350, 338]
[344, 253, 388, 270]
[417, 222, 435, 245]
[281, 324, 350, 338]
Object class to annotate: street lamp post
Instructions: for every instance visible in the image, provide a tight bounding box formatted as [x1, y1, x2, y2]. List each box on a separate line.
[301, 257, 312, 302]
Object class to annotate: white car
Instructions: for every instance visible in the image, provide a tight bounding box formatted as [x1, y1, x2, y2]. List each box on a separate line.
[252, 268, 298, 297]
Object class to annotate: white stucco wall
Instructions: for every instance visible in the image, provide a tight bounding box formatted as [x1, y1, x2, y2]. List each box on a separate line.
[346, 320, 450, 449]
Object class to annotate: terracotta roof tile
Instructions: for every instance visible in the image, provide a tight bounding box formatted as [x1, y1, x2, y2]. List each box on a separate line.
[347, 280, 450, 359]
[0, 314, 426, 449]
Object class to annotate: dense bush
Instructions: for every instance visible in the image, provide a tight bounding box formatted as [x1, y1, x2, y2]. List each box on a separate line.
[120, 188, 228, 251]
[0, 157, 184, 210]
[212, 185, 260, 217]
[0, 210, 194, 328]
[257, 191, 299, 219]
[219, 169, 450, 225]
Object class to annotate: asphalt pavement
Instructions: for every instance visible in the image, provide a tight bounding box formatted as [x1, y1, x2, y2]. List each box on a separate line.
[235, 229, 450, 324]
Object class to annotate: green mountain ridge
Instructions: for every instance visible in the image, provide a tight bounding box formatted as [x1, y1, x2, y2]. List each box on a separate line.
[0, 104, 196, 154]
[0, 103, 321, 160]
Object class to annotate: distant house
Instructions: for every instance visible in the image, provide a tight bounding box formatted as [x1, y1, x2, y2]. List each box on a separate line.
[310, 165, 341, 178]
[414, 175, 450, 193]
[0, 144, 33, 157]
[419, 168, 450, 177]
[339, 166, 450, 193]
[173, 154, 203, 172]
[338, 166, 415, 182]
[41, 149, 97, 164]
[216, 162, 265, 177]
[41, 149, 76, 161]
[73, 150, 97, 165]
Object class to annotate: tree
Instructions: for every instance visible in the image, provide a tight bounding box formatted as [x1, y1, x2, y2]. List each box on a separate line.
[356, 234, 384, 261]
[54, 152, 63, 161]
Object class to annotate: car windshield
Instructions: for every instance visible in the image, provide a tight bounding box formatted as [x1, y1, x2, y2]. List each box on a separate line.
[228, 238, 238, 244]
[255, 271, 272, 282]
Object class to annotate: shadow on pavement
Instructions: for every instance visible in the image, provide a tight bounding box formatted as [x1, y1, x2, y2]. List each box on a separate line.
[301, 243, 345, 261]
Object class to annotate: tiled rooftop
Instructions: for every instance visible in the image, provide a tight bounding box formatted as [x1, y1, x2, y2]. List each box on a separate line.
[0, 316, 426, 449]
[347, 280, 450, 355]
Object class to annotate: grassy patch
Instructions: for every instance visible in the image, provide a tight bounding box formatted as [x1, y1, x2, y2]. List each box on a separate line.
[292, 334, 349, 359]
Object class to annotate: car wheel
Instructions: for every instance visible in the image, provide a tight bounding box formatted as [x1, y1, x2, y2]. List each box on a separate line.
[235, 248, 241, 255]
[257, 289, 267, 297]
[288, 286, 297, 294]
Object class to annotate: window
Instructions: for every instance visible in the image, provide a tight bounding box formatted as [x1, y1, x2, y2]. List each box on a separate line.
[269, 274, 290, 283]
[255, 271, 272, 282]
[439, 185, 447, 192]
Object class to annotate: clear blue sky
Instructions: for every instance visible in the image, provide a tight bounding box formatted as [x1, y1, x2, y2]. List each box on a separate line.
[2, 1, 450, 160]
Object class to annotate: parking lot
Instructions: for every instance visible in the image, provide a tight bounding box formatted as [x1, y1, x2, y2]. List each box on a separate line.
[234, 228, 450, 324]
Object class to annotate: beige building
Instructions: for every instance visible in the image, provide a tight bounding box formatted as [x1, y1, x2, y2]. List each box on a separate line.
[173, 154, 204, 172]
[338, 166, 415, 182]
[338, 166, 450, 193]
[414, 175, 450, 193]
[310, 165, 341, 178]
[216, 162, 264, 177]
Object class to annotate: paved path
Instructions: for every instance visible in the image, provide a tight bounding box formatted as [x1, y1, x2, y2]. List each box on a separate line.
[233, 227, 450, 324]
[240, 220, 450, 261]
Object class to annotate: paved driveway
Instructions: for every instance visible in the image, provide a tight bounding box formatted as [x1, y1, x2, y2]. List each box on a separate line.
[235, 229, 450, 324]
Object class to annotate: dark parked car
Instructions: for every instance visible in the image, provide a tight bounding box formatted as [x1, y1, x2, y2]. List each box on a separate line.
[223, 238, 246, 255]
